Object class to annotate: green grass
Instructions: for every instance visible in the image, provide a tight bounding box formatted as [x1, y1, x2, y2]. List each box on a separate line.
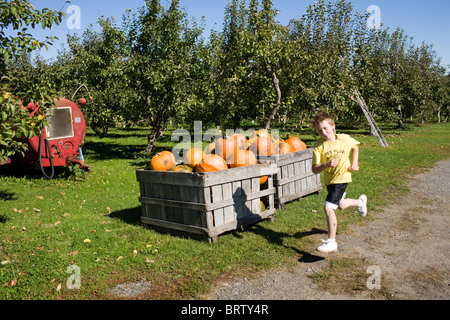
[0, 122, 449, 300]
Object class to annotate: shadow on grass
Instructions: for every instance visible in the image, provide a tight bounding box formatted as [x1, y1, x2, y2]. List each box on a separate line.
[83, 141, 146, 162]
[0, 189, 17, 201]
[0, 163, 75, 181]
[109, 206, 142, 226]
[249, 225, 327, 263]
[109, 206, 210, 242]
[85, 127, 149, 139]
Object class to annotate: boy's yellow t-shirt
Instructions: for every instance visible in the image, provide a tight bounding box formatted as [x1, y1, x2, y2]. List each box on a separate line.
[312, 134, 360, 186]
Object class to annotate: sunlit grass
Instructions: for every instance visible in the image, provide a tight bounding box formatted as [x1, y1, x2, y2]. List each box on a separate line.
[0, 122, 448, 300]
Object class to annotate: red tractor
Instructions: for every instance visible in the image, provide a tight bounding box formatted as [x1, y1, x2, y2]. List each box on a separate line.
[1, 97, 91, 179]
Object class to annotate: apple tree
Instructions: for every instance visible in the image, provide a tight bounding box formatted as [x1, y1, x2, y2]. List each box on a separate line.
[123, 0, 203, 153]
[0, 0, 65, 163]
[65, 17, 128, 136]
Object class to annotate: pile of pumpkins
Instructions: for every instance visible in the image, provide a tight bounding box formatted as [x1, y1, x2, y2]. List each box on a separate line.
[149, 130, 307, 175]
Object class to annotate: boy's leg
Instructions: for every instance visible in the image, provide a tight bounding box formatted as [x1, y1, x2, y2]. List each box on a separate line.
[318, 184, 346, 253]
[317, 205, 338, 253]
[324, 206, 337, 240]
[324, 184, 347, 240]
[338, 198, 360, 210]
[339, 195, 368, 217]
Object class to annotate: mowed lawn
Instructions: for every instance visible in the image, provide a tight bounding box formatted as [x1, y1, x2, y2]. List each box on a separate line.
[0, 122, 449, 300]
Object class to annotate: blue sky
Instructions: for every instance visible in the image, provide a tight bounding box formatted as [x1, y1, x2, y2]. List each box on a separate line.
[12, 0, 450, 71]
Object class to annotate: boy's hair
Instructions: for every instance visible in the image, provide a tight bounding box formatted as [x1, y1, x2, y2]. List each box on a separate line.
[313, 112, 335, 127]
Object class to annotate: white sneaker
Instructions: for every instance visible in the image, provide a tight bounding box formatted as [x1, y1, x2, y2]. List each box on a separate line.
[357, 195, 368, 217]
[317, 239, 338, 253]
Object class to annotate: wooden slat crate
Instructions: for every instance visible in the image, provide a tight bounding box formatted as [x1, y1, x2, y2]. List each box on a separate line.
[261, 148, 322, 209]
[136, 163, 278, 243]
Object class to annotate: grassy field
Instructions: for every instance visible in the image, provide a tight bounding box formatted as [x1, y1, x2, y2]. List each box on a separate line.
[0, 122, 449, 300]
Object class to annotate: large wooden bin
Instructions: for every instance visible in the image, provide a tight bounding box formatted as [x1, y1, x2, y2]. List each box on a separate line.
[262, 148, 322, 209]
[136, 164, 278, 242]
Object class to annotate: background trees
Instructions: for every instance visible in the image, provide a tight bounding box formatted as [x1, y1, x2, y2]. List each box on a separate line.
[65, 17, 128, 137]
[123, 0, 204, 152]
[0, 0, 65, 163]
[2, 0, 448, 157]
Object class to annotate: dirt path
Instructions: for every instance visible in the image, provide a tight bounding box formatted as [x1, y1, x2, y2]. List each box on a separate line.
[205, 160, 450, 300]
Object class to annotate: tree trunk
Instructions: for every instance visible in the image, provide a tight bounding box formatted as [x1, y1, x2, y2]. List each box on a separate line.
[265, 70, 281, 130]
[233, 115, 242, 131]
[397, 105, 404, 129]
[144, 108, 168, 154]
[145, 124, 165, 154]
[102, 125, 109, 137]
[281, 113, 287, 131]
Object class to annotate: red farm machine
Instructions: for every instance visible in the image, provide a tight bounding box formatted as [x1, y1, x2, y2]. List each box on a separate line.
[0, 97, 91, 179]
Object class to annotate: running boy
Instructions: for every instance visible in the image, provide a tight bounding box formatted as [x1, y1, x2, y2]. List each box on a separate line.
[312, 112, 368, 253]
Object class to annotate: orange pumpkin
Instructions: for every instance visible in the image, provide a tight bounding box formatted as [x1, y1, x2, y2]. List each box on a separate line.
[254, 134, 272, 157]
[285, 134, 307, 152]
[215, 135, 246, 161]
[184, 148, 205, 168]
[171, 165, 194, 173]
[244, 139, 252, 150]
[229, 133, 246, 146]
[196, 154, 228, 173]
[260, 175, 268, 185]
[150, 151, 176, 171]
[272, 138, 292, 155]
[253, 129, 271, 139]
[228, 149, 257, 168]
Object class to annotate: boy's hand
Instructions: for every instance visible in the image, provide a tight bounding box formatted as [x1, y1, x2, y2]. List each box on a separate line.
[349, 163, 359, 171]
[327, 159, 339, 168]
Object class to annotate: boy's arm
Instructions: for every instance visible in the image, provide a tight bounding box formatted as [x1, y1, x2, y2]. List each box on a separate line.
[312, 159, 338, 174]
[312, 144, 338, 174]
[349, 146, 359, 171]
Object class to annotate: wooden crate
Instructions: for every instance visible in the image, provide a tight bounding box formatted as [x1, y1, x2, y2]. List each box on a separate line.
[136, 164, 278, 243]
[261, 148, 322, 209]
